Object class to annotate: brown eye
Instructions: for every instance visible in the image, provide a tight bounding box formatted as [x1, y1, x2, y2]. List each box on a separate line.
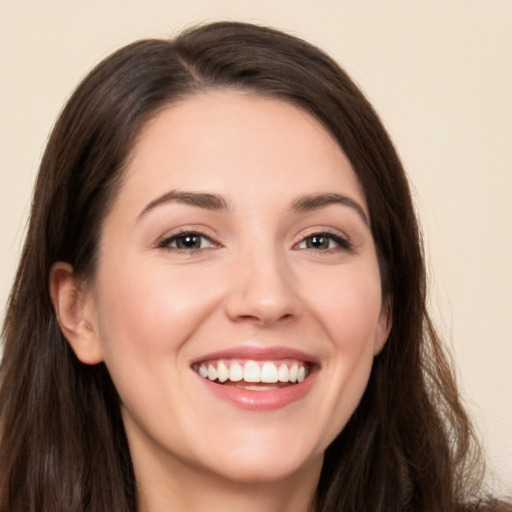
[305, 235, 331, 250]
[158, 232, 216, 251]
[175, 234, 202, 249]
[297, 232, 351, 251]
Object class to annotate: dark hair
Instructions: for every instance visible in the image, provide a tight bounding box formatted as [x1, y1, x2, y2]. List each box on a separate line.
[0, 21, 509, 512]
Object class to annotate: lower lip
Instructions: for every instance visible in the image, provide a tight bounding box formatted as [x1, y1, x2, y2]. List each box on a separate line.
[194, 370, 317, 411]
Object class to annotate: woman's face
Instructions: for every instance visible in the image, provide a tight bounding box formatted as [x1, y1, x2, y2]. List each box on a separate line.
[82, 91, 390, 485]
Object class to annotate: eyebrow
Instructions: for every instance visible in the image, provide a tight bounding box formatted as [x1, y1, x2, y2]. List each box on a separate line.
[293, 193, 369, 225]
[138, 190, 369, 225]
[139, 190, 230, 218]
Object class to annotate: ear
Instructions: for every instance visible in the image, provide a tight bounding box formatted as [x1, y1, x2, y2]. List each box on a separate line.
[49, 262, 104, 365]
[374, 297, 392, 356]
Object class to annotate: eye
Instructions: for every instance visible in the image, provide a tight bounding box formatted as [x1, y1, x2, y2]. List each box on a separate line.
[296, 232, 351, 251]
[157, 231, 217, 251]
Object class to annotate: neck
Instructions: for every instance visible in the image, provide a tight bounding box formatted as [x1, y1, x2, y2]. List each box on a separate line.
[134, 450, 321, 512]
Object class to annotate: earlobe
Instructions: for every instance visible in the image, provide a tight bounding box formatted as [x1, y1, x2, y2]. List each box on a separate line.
[374, 299, 392, 356]
[49, 262, 104, 365]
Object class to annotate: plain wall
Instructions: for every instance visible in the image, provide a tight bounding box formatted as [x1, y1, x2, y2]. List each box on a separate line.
[1, 0, 511, 494]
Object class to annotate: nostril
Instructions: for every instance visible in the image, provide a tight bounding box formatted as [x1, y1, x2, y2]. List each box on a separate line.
[235, 311, 296, 327]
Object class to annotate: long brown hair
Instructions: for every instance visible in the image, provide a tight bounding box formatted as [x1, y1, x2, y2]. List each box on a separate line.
[0, 21, 509, 512]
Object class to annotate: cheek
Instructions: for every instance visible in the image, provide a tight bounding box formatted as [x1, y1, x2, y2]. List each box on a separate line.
[323, 274, 382, 393]
[302, 266, 383, 442]
[90, 257, 225, 440]
[92, 257, 221, 362]
[307, 265, 384, 343]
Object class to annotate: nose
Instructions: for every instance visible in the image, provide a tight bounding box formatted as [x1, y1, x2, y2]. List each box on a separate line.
[224, 248, 302, 327]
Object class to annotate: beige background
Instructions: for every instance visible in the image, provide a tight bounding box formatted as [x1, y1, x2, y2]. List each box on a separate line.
[1, 0, 511, 494]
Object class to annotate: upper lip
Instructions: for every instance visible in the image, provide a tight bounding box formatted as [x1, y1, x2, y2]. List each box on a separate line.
[190, 345, 319, 366]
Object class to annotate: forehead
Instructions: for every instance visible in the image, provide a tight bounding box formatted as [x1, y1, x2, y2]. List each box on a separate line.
[120, 90, 365, 211]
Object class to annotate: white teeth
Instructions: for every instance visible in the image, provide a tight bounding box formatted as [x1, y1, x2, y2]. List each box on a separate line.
[278, 363, 289, 382]
[244, 361, 261, 382]
[289, 363, 298, 382]
[229, 362, 243, 382]
[207, 364, 218, 381]
[217, 361, 229, 383]
[196, 359, 309, 384]
[261, 362, 279, 383]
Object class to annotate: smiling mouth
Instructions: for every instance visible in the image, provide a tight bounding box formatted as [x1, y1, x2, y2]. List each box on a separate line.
[193, 359, 311, 390]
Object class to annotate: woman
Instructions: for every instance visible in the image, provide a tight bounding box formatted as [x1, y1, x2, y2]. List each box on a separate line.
[0, 21, 509, 512]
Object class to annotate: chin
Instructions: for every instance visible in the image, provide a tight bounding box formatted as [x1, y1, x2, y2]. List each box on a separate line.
[204, 451, 323, 485]
[190, 431, 325, 485]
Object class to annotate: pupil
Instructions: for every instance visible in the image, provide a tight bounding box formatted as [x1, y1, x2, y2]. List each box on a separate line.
[308, 235, 328, 249]
[177, 235, 200, 249]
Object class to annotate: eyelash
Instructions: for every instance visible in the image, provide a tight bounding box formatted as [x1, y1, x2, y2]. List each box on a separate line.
[157, 231, 218, 252]
[295, 231, 352, 253]
[157, 230, 352, 254]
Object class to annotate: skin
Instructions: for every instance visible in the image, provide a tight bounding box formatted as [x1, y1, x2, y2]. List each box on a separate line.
[51, 91, 391, 512]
